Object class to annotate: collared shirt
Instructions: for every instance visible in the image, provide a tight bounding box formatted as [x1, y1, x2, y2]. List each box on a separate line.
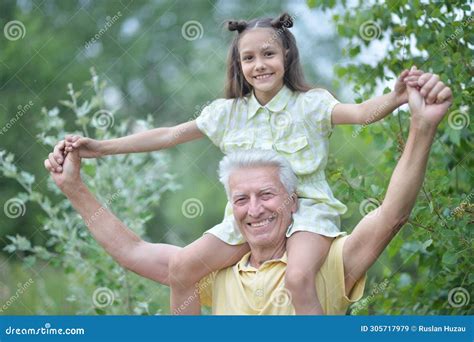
[199, 236, 366, 315]
[196, 85, 339, 191]
[196, 86, 347, 243]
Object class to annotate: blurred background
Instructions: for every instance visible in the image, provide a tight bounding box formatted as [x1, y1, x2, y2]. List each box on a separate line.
[0, 0, 471, 315]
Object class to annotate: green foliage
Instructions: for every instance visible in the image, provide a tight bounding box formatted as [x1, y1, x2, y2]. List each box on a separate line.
[309, 0, 472, 315]
[0, 72, 178, 314]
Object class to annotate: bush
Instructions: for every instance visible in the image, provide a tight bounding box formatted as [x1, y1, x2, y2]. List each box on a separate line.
[1, 70, 179, 314]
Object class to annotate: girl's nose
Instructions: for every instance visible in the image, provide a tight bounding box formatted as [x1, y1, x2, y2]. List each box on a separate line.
[254, 58, 266, 71]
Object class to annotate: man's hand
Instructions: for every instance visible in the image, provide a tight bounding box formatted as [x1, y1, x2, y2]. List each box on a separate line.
[44, 149, 82, 191]
[407, 73, 453, 128]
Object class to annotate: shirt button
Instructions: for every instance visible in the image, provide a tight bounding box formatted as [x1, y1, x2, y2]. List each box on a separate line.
[255, 289, 264, 297]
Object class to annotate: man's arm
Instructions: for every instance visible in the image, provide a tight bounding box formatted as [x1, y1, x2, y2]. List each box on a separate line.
[342, 74, 452, 294]
[45, 151, 180, 285]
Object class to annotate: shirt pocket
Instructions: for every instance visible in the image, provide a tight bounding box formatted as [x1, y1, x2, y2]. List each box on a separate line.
[221, 129, 254, 153]
[273, 135, 318, 175]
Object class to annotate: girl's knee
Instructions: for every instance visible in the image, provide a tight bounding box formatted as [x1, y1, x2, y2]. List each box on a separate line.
[285, 266, 315, 291]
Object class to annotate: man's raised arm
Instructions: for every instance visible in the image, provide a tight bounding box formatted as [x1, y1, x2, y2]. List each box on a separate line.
[44, 150, 180, 285]
[343, 73, 453, 294]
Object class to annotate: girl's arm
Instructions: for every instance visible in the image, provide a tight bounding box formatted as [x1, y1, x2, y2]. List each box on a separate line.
[331, 67, 423, 125]
[65, 120, 204, 157]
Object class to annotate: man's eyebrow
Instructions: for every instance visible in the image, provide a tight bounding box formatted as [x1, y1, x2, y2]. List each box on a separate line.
[259, 186, 278, 192]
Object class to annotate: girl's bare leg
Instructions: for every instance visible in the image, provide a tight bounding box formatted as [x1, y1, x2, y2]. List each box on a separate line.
[286, 231, 333, 315]
[169, 233, 249, 314]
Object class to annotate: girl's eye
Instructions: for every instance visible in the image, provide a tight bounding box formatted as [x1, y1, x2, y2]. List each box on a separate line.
[264, 51, 274, 57]
[242, 56, 252, 61]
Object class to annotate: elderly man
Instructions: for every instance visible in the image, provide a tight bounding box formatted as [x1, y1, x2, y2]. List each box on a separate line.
[44, 75, 452, 314]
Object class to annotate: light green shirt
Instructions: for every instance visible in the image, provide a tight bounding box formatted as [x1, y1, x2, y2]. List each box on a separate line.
[196, 86, 347, 243]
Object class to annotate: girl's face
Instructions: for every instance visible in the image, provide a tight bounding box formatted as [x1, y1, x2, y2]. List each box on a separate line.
[238, 28, 287, 104]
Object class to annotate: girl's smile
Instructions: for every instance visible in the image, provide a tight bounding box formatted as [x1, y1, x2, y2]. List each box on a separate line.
[238, 28, 287, 105]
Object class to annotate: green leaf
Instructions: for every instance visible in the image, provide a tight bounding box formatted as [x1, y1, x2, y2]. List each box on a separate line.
[442, 251, 458, 265]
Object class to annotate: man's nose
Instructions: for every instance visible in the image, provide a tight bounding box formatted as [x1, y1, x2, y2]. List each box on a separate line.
[247, 197, 264, 217]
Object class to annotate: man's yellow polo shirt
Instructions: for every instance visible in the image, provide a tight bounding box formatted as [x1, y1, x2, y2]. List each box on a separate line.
[199, 236, 366, 315]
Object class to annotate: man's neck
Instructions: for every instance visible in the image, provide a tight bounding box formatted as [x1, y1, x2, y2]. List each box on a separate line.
[248, 239, 286, 268]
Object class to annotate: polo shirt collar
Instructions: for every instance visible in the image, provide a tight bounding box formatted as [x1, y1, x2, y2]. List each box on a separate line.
[237, 251, 288, 272]
[247, 85, 292, 120]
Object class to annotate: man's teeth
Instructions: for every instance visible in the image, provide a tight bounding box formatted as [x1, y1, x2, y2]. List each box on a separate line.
[250, 218, 273, 227]
[255, 74, 272, 80]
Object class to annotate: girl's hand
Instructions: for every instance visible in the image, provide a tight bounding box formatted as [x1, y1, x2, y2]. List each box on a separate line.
[65, 135, 104, 159]
[394, 66, 423, 104]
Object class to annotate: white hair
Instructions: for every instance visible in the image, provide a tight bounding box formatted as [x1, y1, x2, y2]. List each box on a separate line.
[218, 149, 298, 198]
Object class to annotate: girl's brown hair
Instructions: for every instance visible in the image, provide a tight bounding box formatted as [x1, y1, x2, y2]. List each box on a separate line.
[225, 13, 311, 99]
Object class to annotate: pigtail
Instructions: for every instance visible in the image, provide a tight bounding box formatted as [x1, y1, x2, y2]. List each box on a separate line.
[270, 13, 293, 29]
[227, 20, 248, 33]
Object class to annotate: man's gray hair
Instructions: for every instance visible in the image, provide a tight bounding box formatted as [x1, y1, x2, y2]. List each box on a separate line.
[218, 149, 298, 198]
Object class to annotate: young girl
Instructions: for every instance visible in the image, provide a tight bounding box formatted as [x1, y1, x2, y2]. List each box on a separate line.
[51, 13, 421, 314]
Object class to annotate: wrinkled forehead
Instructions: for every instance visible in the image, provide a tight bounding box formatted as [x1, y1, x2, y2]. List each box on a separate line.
[229, 166, 284, 195]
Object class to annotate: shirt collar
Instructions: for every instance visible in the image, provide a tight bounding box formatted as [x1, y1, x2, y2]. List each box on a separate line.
[237, 251, 288, 272]
[247, 85, 293, 120]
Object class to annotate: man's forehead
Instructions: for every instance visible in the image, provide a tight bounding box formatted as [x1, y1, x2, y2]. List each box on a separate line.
[229, 167, 283, 194]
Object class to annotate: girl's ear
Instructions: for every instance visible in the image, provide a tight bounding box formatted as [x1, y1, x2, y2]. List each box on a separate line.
[285, 49, 289, 57]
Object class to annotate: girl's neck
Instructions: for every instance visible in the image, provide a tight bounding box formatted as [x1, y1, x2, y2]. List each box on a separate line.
[254, 84, 284, 106]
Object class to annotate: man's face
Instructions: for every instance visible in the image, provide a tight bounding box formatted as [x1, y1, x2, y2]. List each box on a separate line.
[229, 166, 297, 249]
